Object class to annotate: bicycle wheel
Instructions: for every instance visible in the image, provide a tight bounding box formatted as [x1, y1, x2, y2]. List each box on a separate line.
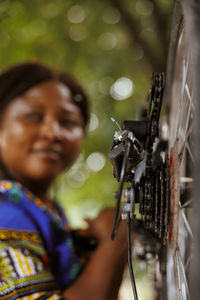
[164, 1, 200, 299]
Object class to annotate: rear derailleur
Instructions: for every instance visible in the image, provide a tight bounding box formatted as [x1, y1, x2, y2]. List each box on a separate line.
[109, 73, 169, 299]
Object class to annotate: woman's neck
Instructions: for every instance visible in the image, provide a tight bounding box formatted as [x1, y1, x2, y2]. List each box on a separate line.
[0, 161, 54, 203]
[21, 178, 52, 202]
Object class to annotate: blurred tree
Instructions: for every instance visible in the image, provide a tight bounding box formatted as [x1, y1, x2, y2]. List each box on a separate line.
[0, 0, 173, 226]
[106, 0, 171, 70]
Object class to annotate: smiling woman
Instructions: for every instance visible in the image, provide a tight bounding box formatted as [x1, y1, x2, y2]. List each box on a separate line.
[0, 62, 129, 300]
[0, 81, 84, 193]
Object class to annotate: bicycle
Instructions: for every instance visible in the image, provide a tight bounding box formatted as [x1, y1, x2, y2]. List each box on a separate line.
[109, 1, 200, 299]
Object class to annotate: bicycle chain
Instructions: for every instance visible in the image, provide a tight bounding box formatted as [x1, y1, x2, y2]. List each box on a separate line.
[139, 152, 169, 244]
[154, 168, 159, 235]
[143, 164, 155, 230]
[164, 152, 170, 243]
[148, 72, 164, 145]
[138, 73, 169, 244]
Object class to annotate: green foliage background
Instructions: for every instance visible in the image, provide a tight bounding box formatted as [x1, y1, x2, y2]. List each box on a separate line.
[0, 0, 173, 227]
[0, 0, 175, 297]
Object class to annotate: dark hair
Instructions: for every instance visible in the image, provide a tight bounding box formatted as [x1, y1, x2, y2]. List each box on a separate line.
[0, 62, 89, 128]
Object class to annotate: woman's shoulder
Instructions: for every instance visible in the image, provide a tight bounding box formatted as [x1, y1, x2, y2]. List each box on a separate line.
[0, 180, 26, 202]
[0, 179, 22, 191]
[0, 179, 46, 207]
[0, 180, 41, 232]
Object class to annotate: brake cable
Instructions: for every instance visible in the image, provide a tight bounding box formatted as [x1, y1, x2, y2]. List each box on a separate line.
[111, 139, 131, 240]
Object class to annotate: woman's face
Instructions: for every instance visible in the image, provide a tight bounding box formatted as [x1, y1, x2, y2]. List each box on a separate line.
[0, 80, 84, 184]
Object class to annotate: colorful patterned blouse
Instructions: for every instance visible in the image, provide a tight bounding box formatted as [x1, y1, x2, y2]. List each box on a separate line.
[0, 180, 83, 299]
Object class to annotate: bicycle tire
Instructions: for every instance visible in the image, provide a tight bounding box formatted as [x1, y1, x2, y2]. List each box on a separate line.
[164, 1, 200, 299]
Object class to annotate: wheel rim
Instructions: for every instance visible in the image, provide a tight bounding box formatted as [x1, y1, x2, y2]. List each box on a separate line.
[167, 23, 194, 300]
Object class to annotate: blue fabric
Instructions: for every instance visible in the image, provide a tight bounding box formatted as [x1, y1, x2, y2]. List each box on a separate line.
[0, 180, 83, 290]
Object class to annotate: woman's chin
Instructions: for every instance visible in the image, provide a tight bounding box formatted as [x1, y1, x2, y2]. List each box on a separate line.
[5, 158, 66, 187]
[19, 165, 62, 184]
[31, 170, 60, 181]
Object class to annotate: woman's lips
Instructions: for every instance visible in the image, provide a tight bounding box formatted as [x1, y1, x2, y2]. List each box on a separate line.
[31, 148, 63, 160]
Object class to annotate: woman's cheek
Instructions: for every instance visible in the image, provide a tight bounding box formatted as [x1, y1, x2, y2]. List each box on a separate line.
[63, 127, 84, 150]
[2, 123, 26, 147]
[64, 127, 84, 140]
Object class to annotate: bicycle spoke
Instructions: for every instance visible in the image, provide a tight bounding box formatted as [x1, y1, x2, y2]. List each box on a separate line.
[184, 84, 194, 133]
[185, 140, 194, 163]
[180, 185, 193, 208]
[181, 56, 189, 101]
[179, 209, 194, 240]
[185, 254, 192, 272]
[176, 250, 190, 300]
[165, 2, 197, 299]
[185, 84, 194, 112]
[181, 199, 193, 209]
[177, 85, 193, 160]
[176, 52, 190, 140]
[179, 123, 193, 160]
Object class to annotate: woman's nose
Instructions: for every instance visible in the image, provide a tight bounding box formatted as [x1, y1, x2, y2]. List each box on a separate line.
[40, 117, 62, 140]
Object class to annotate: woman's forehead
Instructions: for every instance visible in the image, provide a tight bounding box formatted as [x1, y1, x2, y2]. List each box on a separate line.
[2, 80, 83, 118]
[23, 80, 72, 101]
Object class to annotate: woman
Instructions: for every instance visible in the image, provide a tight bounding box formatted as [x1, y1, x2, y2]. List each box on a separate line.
[0, 62, 128, 300]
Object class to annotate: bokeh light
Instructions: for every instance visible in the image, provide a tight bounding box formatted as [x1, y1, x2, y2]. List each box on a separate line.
[86, 152, 106, 172]
[102, 7, 121, 24]
[67, 5, 86, 23]
[110, 77, 134, 100]
[136, 0, 154, 16]
[66, 169, 87, 188]
[98, 77, 114, 95]
[97, 32, 117, 50]
[65, 154, 88, 188]
[133, 44, 144, 61]
[88, 113, 99, 132]
[68, 24, 87, 41]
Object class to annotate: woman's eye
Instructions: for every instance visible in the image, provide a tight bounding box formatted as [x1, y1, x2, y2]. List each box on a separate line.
[24, 112, 43, 122]
[60, 118, 80, 127]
